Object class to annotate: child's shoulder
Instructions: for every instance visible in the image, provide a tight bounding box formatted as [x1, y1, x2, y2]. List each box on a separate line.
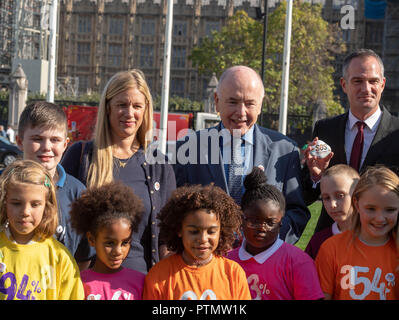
[46, 236, 78, 260]
[226, 247, 240, 260]
[319, 230, 354, 252]
[0, 229, 11, 247]
[82, 267, 145, 281]
[58, 165, 85, 190]
[278, 242, 315, 260]
[56, 165, 85, 201]
[147, 254, 180, 276]
[55, 163, 85, 196]
[46, 235, 69, 249]
[63, 173, 86, 191]
[326, 229, 352, 243]
[1, 234, 77, 263]
[214, 255, 246, 274]
[305, 226, 335, 259]
[309, 226, 333, 244]
[122, 267, 146, 280]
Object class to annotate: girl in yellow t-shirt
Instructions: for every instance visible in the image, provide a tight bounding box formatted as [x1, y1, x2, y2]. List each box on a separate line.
[0, 160, 84, 300]
[143, 184, 251, 300]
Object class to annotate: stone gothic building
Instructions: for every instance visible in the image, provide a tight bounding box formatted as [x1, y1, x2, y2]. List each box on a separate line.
[56, 0, 399, 111]
[58, 0, 262, 101]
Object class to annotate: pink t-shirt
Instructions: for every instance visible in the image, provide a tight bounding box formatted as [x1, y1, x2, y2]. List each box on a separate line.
[81, 268, 145, 300]
[227, 239, 324, 300]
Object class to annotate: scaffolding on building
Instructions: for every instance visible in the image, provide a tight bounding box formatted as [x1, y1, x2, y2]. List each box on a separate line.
[0, 0, 14, 69]
[0, 0, 51, 89]
[382, 0, 399, 90]
[0, 0, 15, 87]
[12, 0, 50, 61]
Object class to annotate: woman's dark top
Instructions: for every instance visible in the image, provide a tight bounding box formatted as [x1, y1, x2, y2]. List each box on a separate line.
[61, 140, 176, 273]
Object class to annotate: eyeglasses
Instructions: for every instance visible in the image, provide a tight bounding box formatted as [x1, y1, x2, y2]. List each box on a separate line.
[243, 217, 281, 230]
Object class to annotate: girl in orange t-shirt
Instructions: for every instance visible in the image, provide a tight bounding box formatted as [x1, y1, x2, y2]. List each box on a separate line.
[143, 184, 251, 300]
[316, 166, 399, 300]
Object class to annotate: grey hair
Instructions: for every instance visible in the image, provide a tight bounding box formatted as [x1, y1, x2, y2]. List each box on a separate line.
[342, 48, 384, 80]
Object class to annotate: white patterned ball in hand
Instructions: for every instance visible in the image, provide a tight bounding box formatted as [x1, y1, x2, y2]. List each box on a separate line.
[309, 140, 332, 159]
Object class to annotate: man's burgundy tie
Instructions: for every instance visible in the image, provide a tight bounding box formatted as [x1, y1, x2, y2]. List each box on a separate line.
[349, 121, 365, 172]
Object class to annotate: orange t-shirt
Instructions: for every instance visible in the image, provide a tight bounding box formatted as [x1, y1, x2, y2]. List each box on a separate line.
[315, 230, 399, 300]
[143, 254, 251, 300]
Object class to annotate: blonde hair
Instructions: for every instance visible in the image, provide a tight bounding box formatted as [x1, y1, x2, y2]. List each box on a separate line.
[351, 166, 399, 256]
[322, 164, 360, 181]
[87, 69, 153, 188]
[321, 164, 360, 227]
[0, 160, 58, 241]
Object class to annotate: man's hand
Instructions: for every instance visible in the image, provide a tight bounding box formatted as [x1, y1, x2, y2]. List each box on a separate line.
[303, 137, 334, 182]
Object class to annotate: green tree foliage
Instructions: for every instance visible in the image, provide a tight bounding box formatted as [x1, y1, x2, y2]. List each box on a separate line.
[190, 10, 263, 76]
[0, 89, 9, 100]
[189, 2, 346, 129]
[153, 95, 203, 112]
[25, 92, 101, 108]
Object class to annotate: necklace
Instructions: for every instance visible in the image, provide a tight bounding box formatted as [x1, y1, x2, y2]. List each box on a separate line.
[117, 156, 132, 168]
[115, 143, 140, 168]
[182, 250, 214, 268]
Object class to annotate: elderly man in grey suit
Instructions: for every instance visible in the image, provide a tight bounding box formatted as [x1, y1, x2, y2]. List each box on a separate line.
[303, 49, 399, 233]
[173, 65, 310, 244]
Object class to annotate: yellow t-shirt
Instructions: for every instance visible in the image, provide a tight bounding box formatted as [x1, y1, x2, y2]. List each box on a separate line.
[143, 253, 251, 300]
[315, 230, 399, 300]
[0, 231, 84, 300]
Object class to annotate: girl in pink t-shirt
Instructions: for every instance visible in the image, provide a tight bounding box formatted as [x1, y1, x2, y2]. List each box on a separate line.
[69, 181, 145, 300]
[227, 167, 324, 300]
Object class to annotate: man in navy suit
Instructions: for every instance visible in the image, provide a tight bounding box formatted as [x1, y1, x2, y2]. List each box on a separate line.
[303, 49, 399, 232]
[173, 66, 310, 244]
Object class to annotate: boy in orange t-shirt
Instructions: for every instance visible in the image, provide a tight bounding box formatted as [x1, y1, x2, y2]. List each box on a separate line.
[143, 184, 251, 300]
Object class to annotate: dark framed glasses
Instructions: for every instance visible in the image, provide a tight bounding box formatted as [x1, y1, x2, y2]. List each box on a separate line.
[243, 216, 281, 230]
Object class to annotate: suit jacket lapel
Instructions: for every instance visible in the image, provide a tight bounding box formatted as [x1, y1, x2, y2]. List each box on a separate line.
[253, 124, 269, 168]
[331, 113, 348, 166]
[203, 122, 228, 191]
[362, 106, 390, 170]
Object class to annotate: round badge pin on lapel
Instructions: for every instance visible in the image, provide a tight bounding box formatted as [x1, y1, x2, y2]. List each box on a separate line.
[154, 182, 160, 191]
[56, 225, 64, 235]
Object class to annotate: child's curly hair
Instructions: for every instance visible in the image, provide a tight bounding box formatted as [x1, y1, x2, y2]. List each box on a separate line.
[69, 181, 143, 237]
[158, 184, 242, 256]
